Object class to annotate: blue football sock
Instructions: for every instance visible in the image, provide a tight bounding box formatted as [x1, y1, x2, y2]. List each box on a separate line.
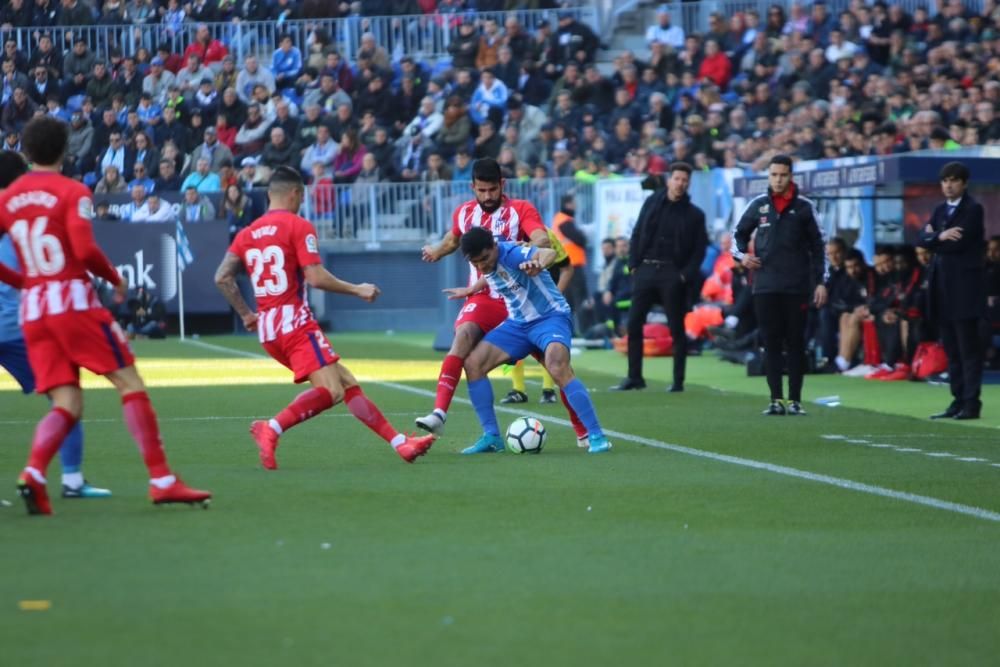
[564, 378, 603, 438]
[59, 420, 84, 474]
[468, 378, 500, 437]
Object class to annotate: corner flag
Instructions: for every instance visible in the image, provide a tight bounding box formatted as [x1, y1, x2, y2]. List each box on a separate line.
[176, 219, 195, 271]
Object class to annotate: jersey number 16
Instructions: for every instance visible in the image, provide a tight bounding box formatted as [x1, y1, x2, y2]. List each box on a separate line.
[9, 216, 66, 277]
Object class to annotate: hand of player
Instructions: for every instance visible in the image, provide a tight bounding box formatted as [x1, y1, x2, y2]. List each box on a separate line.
[444, 286, 472, 300]
[241, 311, 258, 332]
[519, 259, 544, 276]
[421, 245, 439, 262]
[813, 285, 828, 308]
[355, 283, 380, 302]
[741, 255, 762, 270]
[938, 227, 963, 242]
[113, 276, 128, 304]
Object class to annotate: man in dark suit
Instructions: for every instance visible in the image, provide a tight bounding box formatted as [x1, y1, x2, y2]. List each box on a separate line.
[918, 161, 987, 420]
[611, 162, 708, 392]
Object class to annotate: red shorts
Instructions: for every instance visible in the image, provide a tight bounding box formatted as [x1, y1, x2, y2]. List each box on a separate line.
[262, 322, 340, 383]
[454, 293, 507, 333]
[22, 307, 135, 394]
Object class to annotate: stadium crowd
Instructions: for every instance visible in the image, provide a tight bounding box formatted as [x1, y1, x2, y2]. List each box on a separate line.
[0, 1, 996, 219]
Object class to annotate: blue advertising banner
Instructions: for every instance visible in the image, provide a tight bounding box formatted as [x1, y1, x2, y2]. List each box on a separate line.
[92, 220, 232, 314]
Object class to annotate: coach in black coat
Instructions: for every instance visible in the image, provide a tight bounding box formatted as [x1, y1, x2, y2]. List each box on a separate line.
[611, 162, 708, 393]
[918, 161, 986, 420]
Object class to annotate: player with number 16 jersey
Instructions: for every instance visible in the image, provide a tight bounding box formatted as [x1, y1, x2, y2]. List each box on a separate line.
[0, 116, 210, 514]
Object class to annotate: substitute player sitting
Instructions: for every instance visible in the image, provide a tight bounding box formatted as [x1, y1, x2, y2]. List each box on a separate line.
[0, 116, 211, 515]
[454, 226, 612, 454]
[214, 166, 435, 468]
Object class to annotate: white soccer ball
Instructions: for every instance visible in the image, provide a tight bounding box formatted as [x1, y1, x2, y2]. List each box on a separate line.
[505, 417, 546, 454]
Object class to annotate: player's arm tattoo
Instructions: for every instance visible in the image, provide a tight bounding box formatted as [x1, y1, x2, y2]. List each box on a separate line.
[214, 252, 254, 317]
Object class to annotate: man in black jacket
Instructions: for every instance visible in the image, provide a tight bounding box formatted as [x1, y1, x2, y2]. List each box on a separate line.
[733, 154, 826, 415]
[919, 161, 986, 420]
[611, 162, 708, 393]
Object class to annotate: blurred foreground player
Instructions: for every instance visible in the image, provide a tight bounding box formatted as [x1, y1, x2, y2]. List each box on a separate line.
[214, 166, 435, 468]
[0, 152, 110, 499]
[0, 116, 211, 515]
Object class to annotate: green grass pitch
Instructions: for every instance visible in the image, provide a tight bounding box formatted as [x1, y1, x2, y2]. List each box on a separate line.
[1, 333, 999, 666]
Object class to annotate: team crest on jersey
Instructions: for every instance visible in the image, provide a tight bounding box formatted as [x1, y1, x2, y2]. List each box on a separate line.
[759, 204, 769, 214]
[79, 197, 94, 220]
[305, 234, 318, 253]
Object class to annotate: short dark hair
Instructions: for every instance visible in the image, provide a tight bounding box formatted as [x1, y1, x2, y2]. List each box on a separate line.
[939, 161, 970, 182]
[472, 158, 502, 184]
[669, 161, 693, 176]
[460, 226, 495, 258]
[0, 151, 27, 188]
[268, 165, 304, 193]
[22, 116, 68, 166]
[769, 154, 793, 169]
[827, 236, 847, 251]
[844, 248, 865, 264]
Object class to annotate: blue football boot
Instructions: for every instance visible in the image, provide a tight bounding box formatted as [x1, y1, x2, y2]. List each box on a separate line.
[461, 433, 506, 455]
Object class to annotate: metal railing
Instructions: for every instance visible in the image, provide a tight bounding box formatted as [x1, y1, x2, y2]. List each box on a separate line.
[301, 176, 592, 247]
[0, 6, 595, 65]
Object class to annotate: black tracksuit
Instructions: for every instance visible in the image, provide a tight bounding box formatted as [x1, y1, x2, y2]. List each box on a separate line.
[626, 190, 708, 388]
[733, 184, 825, 402]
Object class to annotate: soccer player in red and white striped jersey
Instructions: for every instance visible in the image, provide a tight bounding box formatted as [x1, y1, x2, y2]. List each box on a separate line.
[215, 166, 434, 468]
[0, 116, 211, 514]
[416, 158, 588, 444]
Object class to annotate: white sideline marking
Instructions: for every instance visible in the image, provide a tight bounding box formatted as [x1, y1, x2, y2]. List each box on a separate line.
[957, 457, 989, 463]
[821, 434, 847, 440]
[894, 448, 923, 453]
[846, 439, 870, 444]
[820, 434, 995, 466]
[0, 413, 414, 426]
[182, 339, 1000, 524]
[926, 452, 956, 458]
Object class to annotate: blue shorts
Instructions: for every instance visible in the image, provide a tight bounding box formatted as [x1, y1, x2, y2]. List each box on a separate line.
[483, 313, 573, 362]
[0, 338, 35, 394]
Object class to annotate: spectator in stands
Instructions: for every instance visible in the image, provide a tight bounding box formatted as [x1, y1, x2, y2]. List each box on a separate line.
[553, 10, 601, 68]
[473, 119, 502, 160]
[32, 0, 59, 29]
[156, 157, 181, 191]
[421, 151, 451, 182]
[327, 102, 355, 143]
[236, 55, 274, 103]
[131, 193, 175, 223]
[65, 110, 93, 176]
[59, 0, 93, 25]
[356, 75, 393, 128]
[120, 183, 148, 222]
[239, 155, 265, 189]
[312, 71, 350, 115]
[27, 66, 55, 107]
[98, 130, 135, 177]
[215, 55, 239, 94]
[223, 183, 254, 239]
[1, 86, 33, 134]
[184, 23, 229, 69]
[192, 77, 219, 123]
[272, 34, 303, 91]
[61, 39, 95, 102]
[185, 124, 231, 175]
[129, 160, 156, 193]
[646, 6, 685, 49]
[181, 156, 222, 193]
[260, 126, 295, 175]
[0, 1, 31, 29]
[476, 17, 503, 70]
[95, 164, 127, 194]
[143, 57, 175, 104]
[234, 102, 271, 156]
[402, 96, 443, 143]
[180, 186, 216, 223]
[331, 128, 365, 184]
[300, 124, 338, 174]
[448, 18, 479, 70]
[161, 0, 186, 42]
[492, 46, 519, 91]
[176, 54, 212, 95]
[154, 105, 189, 153]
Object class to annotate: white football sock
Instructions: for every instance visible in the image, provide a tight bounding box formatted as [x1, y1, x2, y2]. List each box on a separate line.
[149, 475, 177, 489]
[391, 434, 406, 448]
[62, 472, 83, 488]
[268, 419, 284, 435]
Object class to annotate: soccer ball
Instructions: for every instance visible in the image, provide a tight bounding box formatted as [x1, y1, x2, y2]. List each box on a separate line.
[505, 417, 546, 454]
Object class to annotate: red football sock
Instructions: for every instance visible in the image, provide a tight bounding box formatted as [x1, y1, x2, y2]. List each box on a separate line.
[434, 354, 464, 413]
[26, 407, 77, 476]
[345, 385, 399, 443]
[122, 392, 172, 478]
[274, 387, 335, 432]
[559, 388, 588, 438]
